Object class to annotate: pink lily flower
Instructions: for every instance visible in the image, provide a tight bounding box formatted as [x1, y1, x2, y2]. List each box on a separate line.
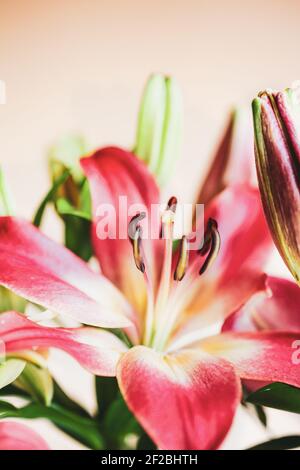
[0, 422, 49, 450]
[0, 147, 299, 449]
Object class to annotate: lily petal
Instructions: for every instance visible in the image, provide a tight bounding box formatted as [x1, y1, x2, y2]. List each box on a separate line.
[171, 185, 271, 342]
[200, 331, 300, 387]
[0, 216, 132, 329]
[81, 147, 161, 320]
[1, 311, 128, 376]
[196, 109, 254, 205]
[223, 275, 300, 333]
[0, 421, 49, 450]
[117, 345, 241, 450]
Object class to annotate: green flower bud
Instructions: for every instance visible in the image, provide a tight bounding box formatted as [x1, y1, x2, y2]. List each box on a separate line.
[48, 134, 89, 207]
[134, 74, 183, 186]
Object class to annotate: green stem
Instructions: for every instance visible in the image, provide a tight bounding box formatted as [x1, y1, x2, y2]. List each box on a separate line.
[33, 170, 70, 227]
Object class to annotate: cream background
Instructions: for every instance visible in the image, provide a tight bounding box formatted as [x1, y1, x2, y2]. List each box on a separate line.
[1, 0, 299, 449]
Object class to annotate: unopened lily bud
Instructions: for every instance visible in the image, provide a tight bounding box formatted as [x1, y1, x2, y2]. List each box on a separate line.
[134, 74, 183, 186]
[196, 108, 254, 206]
[252, 87, 300, 283]
[48, 134, 88, 207]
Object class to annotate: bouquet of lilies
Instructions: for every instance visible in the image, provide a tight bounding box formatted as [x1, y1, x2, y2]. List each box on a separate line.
[0, 75, 300, 451]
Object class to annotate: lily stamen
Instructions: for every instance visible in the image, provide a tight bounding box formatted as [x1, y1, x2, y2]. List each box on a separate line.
[153, 219, 221, 351]
[128, 212, 146, 238]
[128, 212, 156, 345]
[153, 197, 177, 327]
[198, 218, 214, 255]
[129, 212, 146, 273]
[199, 218, 221, 275]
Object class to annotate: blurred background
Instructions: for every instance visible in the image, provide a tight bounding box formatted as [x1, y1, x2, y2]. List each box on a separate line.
[1, 0, 300, 449]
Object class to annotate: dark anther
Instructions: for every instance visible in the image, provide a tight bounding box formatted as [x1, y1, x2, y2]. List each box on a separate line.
[166, 196, 178, 213]
[199, 218, 220, 275]
[128, 212, 146, 241]
[128, 212, 146, 273]
[198, 218, 217, 255]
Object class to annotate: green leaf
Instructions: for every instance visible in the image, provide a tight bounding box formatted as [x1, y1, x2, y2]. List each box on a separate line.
[0, 400, 103, 449]
[247, 382, 300, 414]
[80, 179, 92, 215]
[103, 396, 142, 442]
[56, 197, 91, 221]
[55, 176, 92, 261]
[0, 400, 18, 418]
[248, 435, 300, 450]
[137, 432, 156, 450]
[14, 363, 53, 406]
[253, 404, 267, 427]
[95, 376, 119, 419]
[0, 360, 25, 389]
[52, 381, 90, 418]
[33, 170, 70, 227]
[95, 378, 147, 449]
[64, 213, 92, 261]
[0, 380, 89, 418]
[0, 383, 27, 398]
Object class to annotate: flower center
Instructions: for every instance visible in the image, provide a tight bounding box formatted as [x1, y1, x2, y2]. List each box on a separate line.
[129, 198, 220, 351]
